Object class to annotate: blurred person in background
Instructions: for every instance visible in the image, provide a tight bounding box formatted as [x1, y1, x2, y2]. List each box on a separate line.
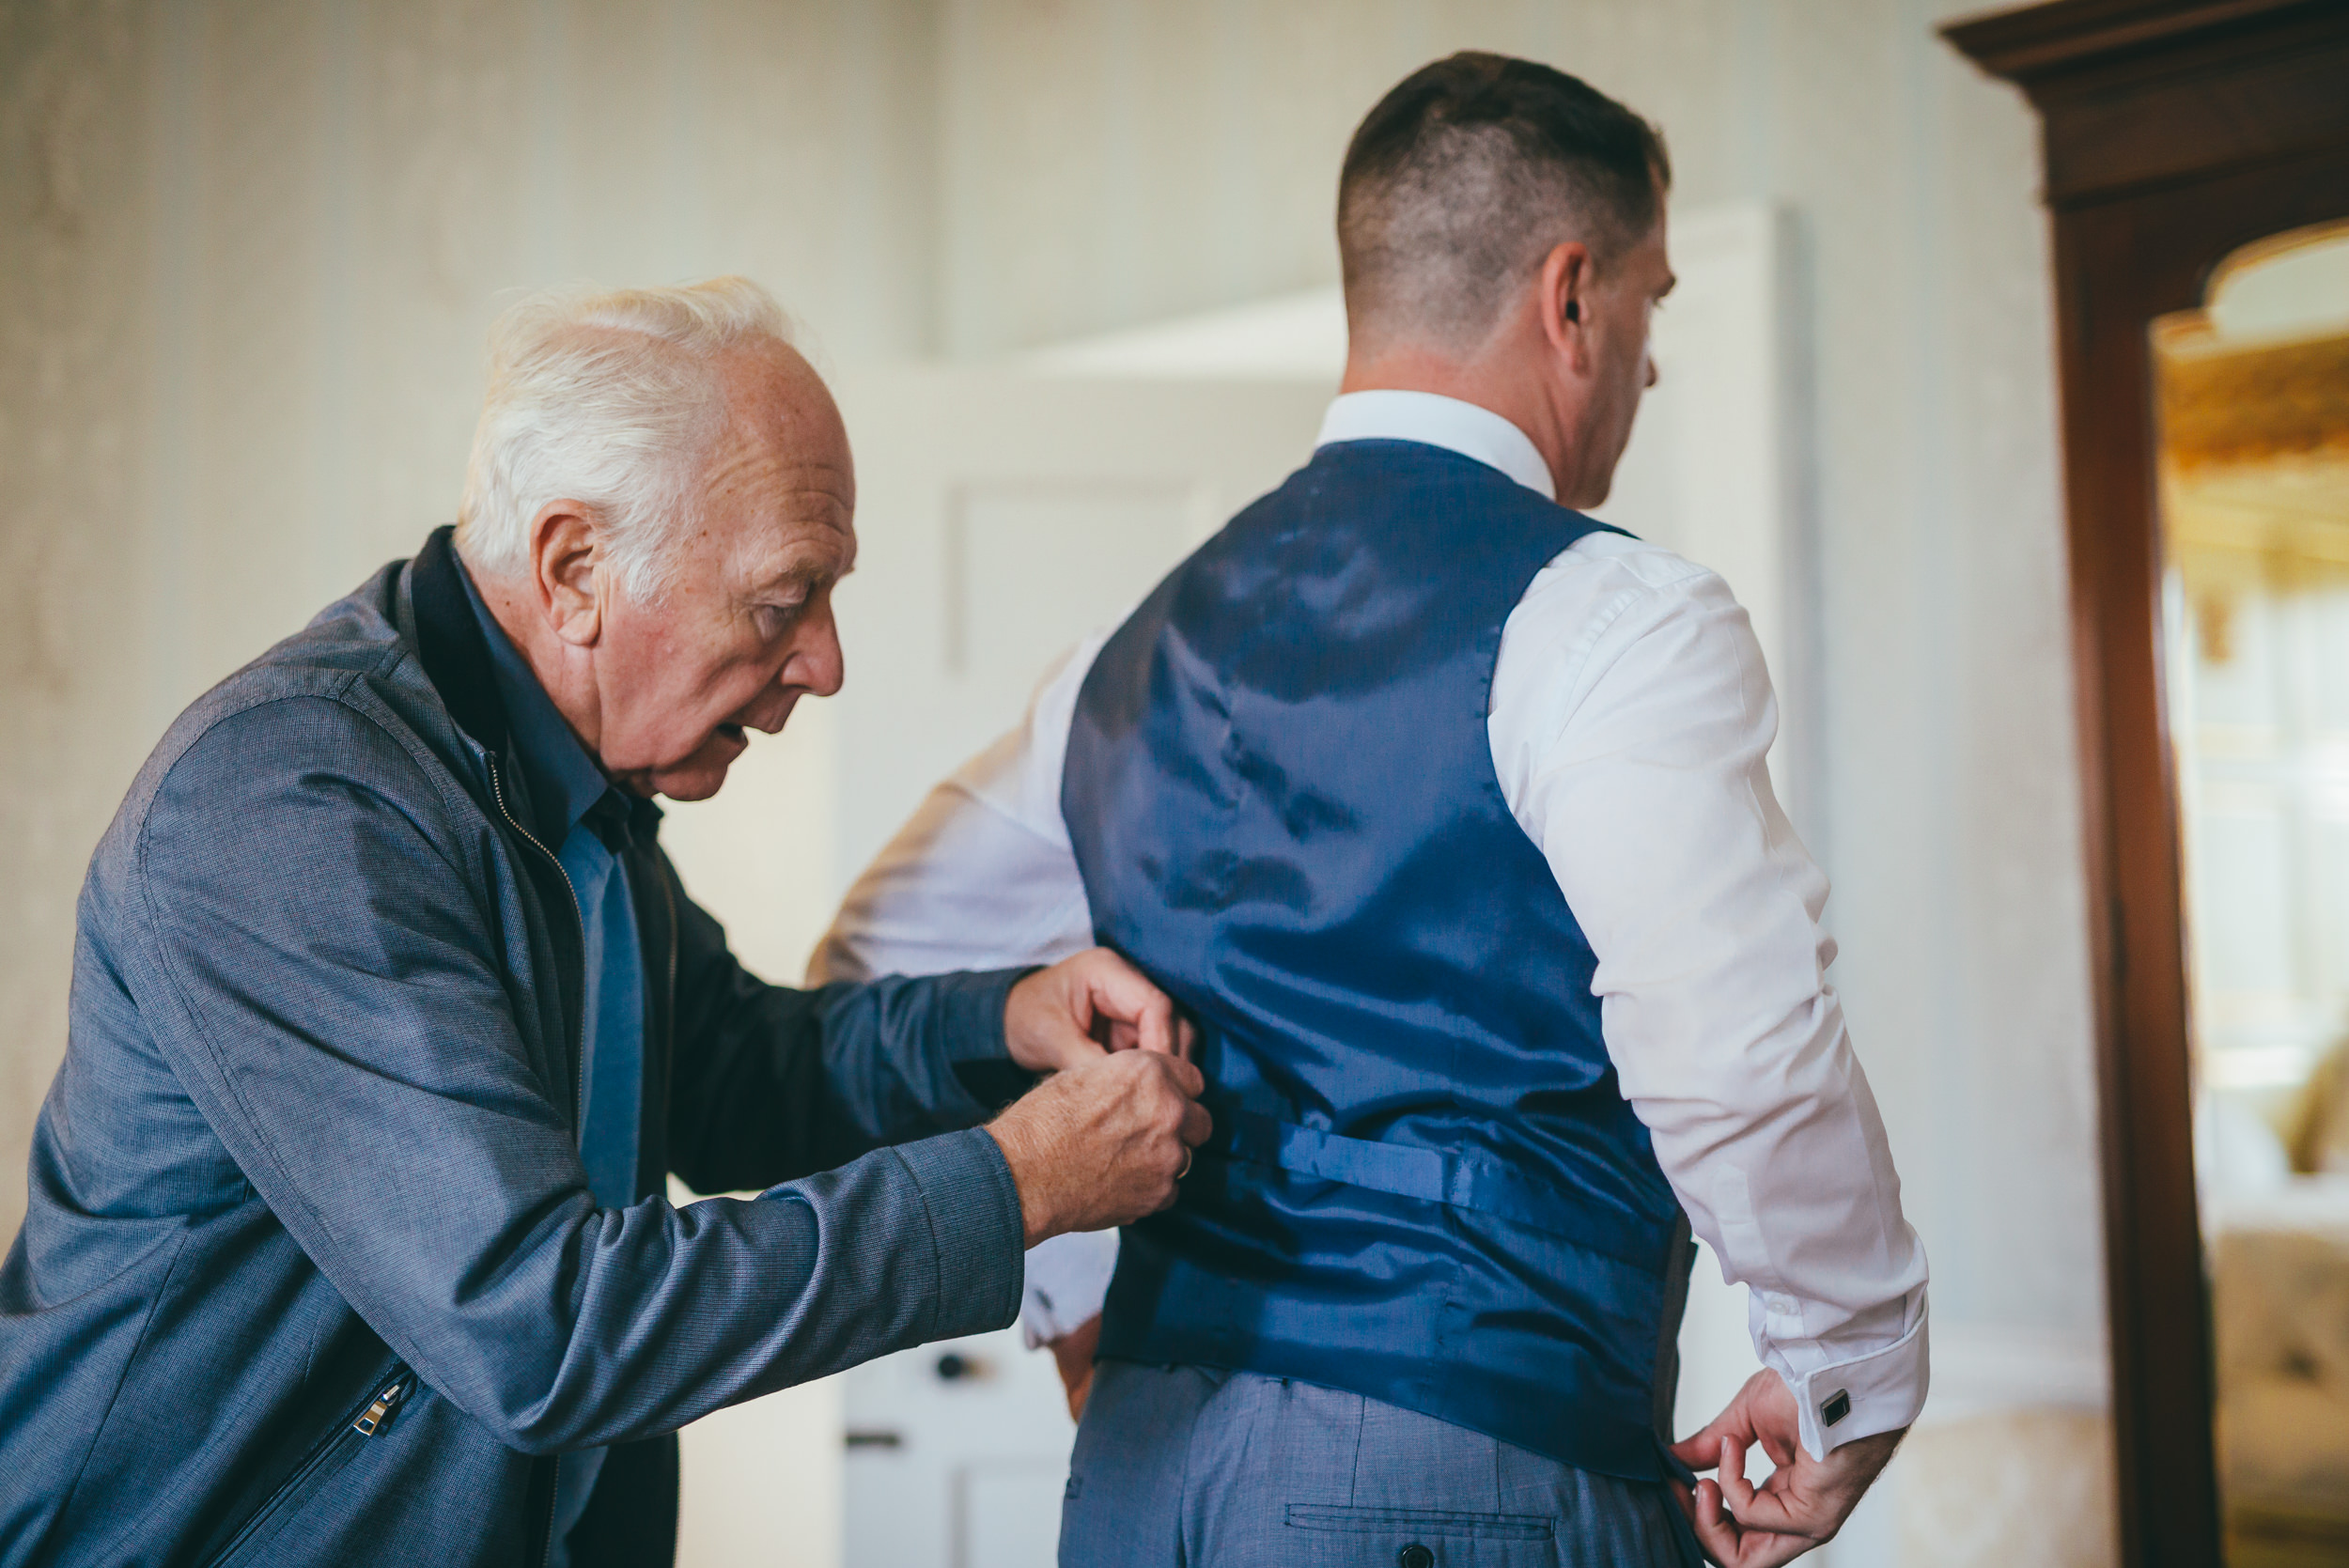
[0, 279, 1208, 1568]
[818, 54, 1927, 1567]
[2284, 1039, 2349, 1174]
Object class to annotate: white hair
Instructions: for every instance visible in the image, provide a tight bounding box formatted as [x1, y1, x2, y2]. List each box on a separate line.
[455, 276, 794, 601]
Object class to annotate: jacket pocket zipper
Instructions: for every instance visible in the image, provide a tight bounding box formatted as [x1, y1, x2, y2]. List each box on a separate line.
[349, 1374, 411, 1436]
[202, 1367, 414, 1567]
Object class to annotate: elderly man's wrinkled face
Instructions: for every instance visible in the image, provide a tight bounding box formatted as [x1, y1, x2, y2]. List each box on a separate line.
[596, 343, 854, 801]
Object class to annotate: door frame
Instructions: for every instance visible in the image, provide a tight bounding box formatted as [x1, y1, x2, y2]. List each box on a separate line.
[1942, 3, 2349, 1563]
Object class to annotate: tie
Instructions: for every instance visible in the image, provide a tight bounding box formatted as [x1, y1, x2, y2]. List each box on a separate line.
[582, 789, 636, 857]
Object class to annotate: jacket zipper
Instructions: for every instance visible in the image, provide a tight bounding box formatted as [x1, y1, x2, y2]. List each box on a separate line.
[481, 753, 586, 1568]
[660, 867, 677, 1022]
[202, 1369, 412, 1567]
[660, 867, 679, 1193]
[485, 754, 588, 1126]
[350, 1376, 408, 1436]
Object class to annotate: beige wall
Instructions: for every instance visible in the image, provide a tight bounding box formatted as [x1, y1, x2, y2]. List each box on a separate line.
[2, 1, 2105, 1561]
[0, 0, 937, 1241]
[3, 0, 156, 1249]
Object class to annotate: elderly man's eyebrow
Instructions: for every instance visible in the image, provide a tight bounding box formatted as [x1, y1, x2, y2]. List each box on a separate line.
[745, 546, 852, 598]
[746, 562, 819, 598]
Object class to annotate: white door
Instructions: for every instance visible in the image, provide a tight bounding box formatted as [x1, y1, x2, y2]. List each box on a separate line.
[821, 370, 1331, 1568]
[823, 370, 1334, 881]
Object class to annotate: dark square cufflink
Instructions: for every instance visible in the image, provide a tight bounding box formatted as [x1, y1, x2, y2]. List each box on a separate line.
[1821, 1389, 1852, 1427]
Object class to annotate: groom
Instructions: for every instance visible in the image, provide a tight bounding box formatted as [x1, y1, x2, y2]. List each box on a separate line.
[817, 54, 1927, 1566]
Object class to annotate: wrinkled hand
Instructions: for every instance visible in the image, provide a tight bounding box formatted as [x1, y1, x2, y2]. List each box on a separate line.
[1003, 948, 1196, 1074]
[1669, 1371, 1904, 1566]
[985, 1050, 1210, 1247]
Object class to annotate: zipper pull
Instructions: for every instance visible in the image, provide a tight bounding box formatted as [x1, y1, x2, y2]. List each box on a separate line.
[352, 1376, 409, 1437]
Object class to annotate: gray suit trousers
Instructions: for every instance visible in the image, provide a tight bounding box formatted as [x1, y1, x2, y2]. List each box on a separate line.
[1059, 1360, 1703, 1567]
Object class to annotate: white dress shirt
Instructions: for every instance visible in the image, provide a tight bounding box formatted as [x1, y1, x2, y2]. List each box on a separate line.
[813, 391, 1929, 1458]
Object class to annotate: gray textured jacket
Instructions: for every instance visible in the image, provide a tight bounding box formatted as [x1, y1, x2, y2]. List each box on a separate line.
[0, 528, 1031, 1566]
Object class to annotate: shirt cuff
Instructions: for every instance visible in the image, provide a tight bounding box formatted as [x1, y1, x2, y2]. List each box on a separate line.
[1781, 1298, 1930, 1460]
[929, 965, 1043, 1118]
[935, 965, 1039, 1064]
[882, 1126, 1030, 1343]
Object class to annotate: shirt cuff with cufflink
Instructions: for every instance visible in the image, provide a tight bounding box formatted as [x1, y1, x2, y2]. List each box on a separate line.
[1779, 1298, 1930, 1461]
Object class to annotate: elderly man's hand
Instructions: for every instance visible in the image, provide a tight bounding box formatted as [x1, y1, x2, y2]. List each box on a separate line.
[985, 1053, 1210, 1248]
[1669, 1370, 1904, 1566]
[992, 950, 1208, 1247]
[1003, 948, 1196, 1072]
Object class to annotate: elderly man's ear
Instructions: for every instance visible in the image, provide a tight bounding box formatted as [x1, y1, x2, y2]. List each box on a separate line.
[529, 503, 607, 647]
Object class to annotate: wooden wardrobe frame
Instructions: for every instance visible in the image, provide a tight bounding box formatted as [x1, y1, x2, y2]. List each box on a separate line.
[1942, 3, 2349, 1563]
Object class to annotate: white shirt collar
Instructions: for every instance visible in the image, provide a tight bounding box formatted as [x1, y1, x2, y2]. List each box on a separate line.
[1314, 390, 1556, 503]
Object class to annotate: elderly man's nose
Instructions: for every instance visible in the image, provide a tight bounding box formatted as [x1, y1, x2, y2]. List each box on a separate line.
[794, 603, 846, 700]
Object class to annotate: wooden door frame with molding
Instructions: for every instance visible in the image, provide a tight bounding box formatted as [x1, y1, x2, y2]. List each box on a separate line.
[1943, 3, 2349, 1562]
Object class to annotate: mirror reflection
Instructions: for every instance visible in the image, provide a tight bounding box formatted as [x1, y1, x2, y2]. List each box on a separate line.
[2156, 220, 2349, 1568]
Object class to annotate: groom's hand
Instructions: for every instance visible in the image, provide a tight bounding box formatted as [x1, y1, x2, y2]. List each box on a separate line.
[1669, 1370, 1904, 1566]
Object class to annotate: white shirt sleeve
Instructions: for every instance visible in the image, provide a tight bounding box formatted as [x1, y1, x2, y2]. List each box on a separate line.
[808, 637, 1104, 987]
[808, 635, 1117, 1349]
[1488, 533, 1929, 1458]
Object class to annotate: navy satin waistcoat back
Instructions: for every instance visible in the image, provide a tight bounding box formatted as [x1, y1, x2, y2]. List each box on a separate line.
[1062, 440, 1694, 1482]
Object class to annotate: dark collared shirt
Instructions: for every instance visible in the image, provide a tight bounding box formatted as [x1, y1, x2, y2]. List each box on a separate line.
[454, 559, 642, 1561]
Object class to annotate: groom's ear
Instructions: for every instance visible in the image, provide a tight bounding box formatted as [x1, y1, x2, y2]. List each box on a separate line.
[1537, 241, 1597, 374]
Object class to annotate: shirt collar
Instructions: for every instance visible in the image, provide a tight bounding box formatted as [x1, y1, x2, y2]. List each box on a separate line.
[453, 553, 616, 847]
[1314, 391, 1556, 502]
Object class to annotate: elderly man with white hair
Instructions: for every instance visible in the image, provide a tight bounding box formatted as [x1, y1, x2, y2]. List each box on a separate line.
[0, 278, 1209, 1568]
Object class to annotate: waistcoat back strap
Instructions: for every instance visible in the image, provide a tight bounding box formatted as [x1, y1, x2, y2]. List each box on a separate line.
[1213, 1111, 1675, 1273]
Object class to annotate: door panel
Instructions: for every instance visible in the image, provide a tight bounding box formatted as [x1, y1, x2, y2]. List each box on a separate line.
[841, 1327, 1078, 1568]
[823, 371, 1330, 885]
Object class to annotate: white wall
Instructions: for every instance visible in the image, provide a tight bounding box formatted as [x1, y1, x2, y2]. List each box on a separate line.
[1, 1, 2104, 1562]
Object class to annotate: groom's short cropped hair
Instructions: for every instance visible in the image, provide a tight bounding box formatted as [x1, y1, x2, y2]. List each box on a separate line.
[1338, 53, 1670, 356]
